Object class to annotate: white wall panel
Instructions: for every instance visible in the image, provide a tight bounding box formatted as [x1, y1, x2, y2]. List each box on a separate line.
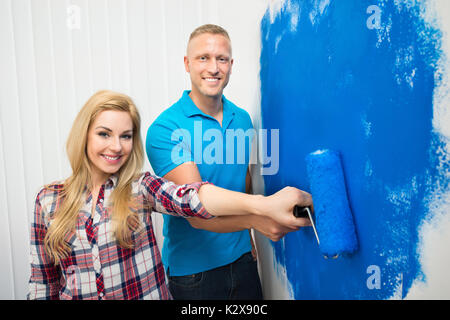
[48, 0, 77, 181]
[144, 0, 170, 117]
[0, 0, 270, 299]
[163, 0, 188, 104]
[88, 0, 113, 91]
[70, 0, 95, 110]
[10, 0, 44, 209]
[0, 0, 33, 300]
[30, 0, 64, 183]
[108, 0, 132, 92]
[0, 117, 15, 299]
[127, 0, 150, 123]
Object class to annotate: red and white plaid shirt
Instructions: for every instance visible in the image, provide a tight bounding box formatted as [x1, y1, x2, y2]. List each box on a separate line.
[28, 172, 212, 300]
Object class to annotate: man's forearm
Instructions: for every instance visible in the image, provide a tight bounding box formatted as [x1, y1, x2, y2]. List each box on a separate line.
[188, 215, 253, 233]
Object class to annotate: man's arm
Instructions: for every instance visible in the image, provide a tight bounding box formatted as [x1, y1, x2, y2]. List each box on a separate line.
[163, 161, 203, 185]
[163, 161, 254, 233]
[164, 162, 295, 241]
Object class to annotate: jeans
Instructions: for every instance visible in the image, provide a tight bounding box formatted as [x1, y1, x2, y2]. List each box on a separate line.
[168, 252, 263, 300]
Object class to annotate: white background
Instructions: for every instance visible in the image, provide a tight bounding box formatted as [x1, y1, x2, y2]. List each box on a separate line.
[0, 0, 272, 299]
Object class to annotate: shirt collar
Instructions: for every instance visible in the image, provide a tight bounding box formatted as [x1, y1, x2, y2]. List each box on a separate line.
[181, 90, 235, 126]
[85, 174, 118, 192]
[106, 174, 118, 188]
[83, 174, 118, 205]
[181, 90, 204, 118]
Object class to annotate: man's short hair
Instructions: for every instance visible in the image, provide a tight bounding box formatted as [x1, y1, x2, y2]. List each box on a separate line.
[188, 24, 231, 43]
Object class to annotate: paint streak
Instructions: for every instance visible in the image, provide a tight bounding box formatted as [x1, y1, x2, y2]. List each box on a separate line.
[260, 0, 443, 299]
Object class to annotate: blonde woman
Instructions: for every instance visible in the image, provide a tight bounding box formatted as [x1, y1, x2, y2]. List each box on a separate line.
[28, 90, 312, 300]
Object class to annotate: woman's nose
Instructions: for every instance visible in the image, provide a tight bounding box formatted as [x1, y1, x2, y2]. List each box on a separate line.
[109, 136, 122, 152]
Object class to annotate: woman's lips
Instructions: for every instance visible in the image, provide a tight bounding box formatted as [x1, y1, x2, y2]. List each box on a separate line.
[102, 154, 122, 164]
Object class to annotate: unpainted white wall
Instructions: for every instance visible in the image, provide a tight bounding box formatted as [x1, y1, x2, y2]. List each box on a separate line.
[0, 0, 272, 299]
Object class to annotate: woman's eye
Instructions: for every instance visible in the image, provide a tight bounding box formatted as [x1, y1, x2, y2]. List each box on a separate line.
[98, 132, 109, 138]
[121, 134, 132, 140]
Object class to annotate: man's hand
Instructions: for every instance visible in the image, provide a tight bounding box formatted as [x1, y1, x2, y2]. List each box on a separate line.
[188, 213, 297, 242]
[250, 215, 298, 242]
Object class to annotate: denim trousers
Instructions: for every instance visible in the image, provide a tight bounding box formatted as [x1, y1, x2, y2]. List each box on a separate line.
[168, 252, 263, 300]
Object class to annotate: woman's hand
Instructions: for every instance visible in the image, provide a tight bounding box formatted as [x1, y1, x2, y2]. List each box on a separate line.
[257, 187, 313, 230]
[197, 184, 313, 230]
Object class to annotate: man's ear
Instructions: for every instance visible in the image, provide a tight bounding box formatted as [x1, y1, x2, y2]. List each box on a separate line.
[184, 56, 190, 73]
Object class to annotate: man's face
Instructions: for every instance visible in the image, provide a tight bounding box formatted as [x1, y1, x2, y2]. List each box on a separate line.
[184, 33, 233, 100]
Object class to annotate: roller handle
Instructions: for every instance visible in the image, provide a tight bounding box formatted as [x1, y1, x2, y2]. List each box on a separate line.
[293, 205, 311, 218]
[293, 205, 320, 245]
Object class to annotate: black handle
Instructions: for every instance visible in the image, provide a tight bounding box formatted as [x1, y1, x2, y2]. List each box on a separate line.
[293, 205, 310, 218]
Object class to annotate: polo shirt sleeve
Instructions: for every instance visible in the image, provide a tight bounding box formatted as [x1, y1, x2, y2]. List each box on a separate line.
[146, 117, 193, 177]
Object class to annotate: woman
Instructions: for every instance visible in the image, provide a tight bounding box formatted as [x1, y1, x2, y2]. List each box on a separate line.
[28, 90, 312, 300]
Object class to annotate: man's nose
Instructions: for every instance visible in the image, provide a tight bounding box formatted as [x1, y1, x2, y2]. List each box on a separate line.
[206, 58, 219, 74]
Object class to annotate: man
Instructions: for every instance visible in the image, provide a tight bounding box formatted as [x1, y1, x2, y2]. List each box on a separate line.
[146, 24, 301, 300]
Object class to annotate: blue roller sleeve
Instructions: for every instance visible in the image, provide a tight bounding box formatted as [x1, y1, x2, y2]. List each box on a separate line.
[305, 149, 358, 257]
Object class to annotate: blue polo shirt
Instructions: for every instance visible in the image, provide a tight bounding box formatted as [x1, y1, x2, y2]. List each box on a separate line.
[146, 90, 254, 276]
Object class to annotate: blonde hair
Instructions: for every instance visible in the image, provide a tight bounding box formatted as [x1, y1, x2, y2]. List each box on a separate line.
[187, 24, 232, 55]
[188, 24, 230, 42]
[44, 90, 144, 264]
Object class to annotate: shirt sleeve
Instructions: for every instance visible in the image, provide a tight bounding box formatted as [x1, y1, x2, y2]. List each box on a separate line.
[28, 188, 62, 300]
[140, 172, 214, 219]
[146, 117, 194, 177]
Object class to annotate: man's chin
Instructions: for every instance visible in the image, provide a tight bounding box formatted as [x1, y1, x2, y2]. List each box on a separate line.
[203, 87, 226, 98]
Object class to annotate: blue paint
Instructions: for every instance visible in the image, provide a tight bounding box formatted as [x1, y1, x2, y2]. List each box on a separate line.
[260, 0, 443, 299]
[305, 149, 358, 257]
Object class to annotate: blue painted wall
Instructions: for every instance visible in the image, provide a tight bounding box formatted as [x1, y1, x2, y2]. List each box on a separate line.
[260, 0, 446, 299]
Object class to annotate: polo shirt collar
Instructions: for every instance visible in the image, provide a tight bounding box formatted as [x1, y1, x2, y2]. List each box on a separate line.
[181, 90, 204, 117]
[181, 90, 235, 128]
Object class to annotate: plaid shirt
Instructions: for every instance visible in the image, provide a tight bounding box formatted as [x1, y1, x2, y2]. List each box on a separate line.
[28, 172, 212, 300]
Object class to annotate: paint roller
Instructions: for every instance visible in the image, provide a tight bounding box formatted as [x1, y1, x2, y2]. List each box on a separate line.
[294, 149, 358, 258]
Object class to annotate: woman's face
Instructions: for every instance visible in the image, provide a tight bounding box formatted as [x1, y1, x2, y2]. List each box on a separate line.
[86, 110, 133, 186]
